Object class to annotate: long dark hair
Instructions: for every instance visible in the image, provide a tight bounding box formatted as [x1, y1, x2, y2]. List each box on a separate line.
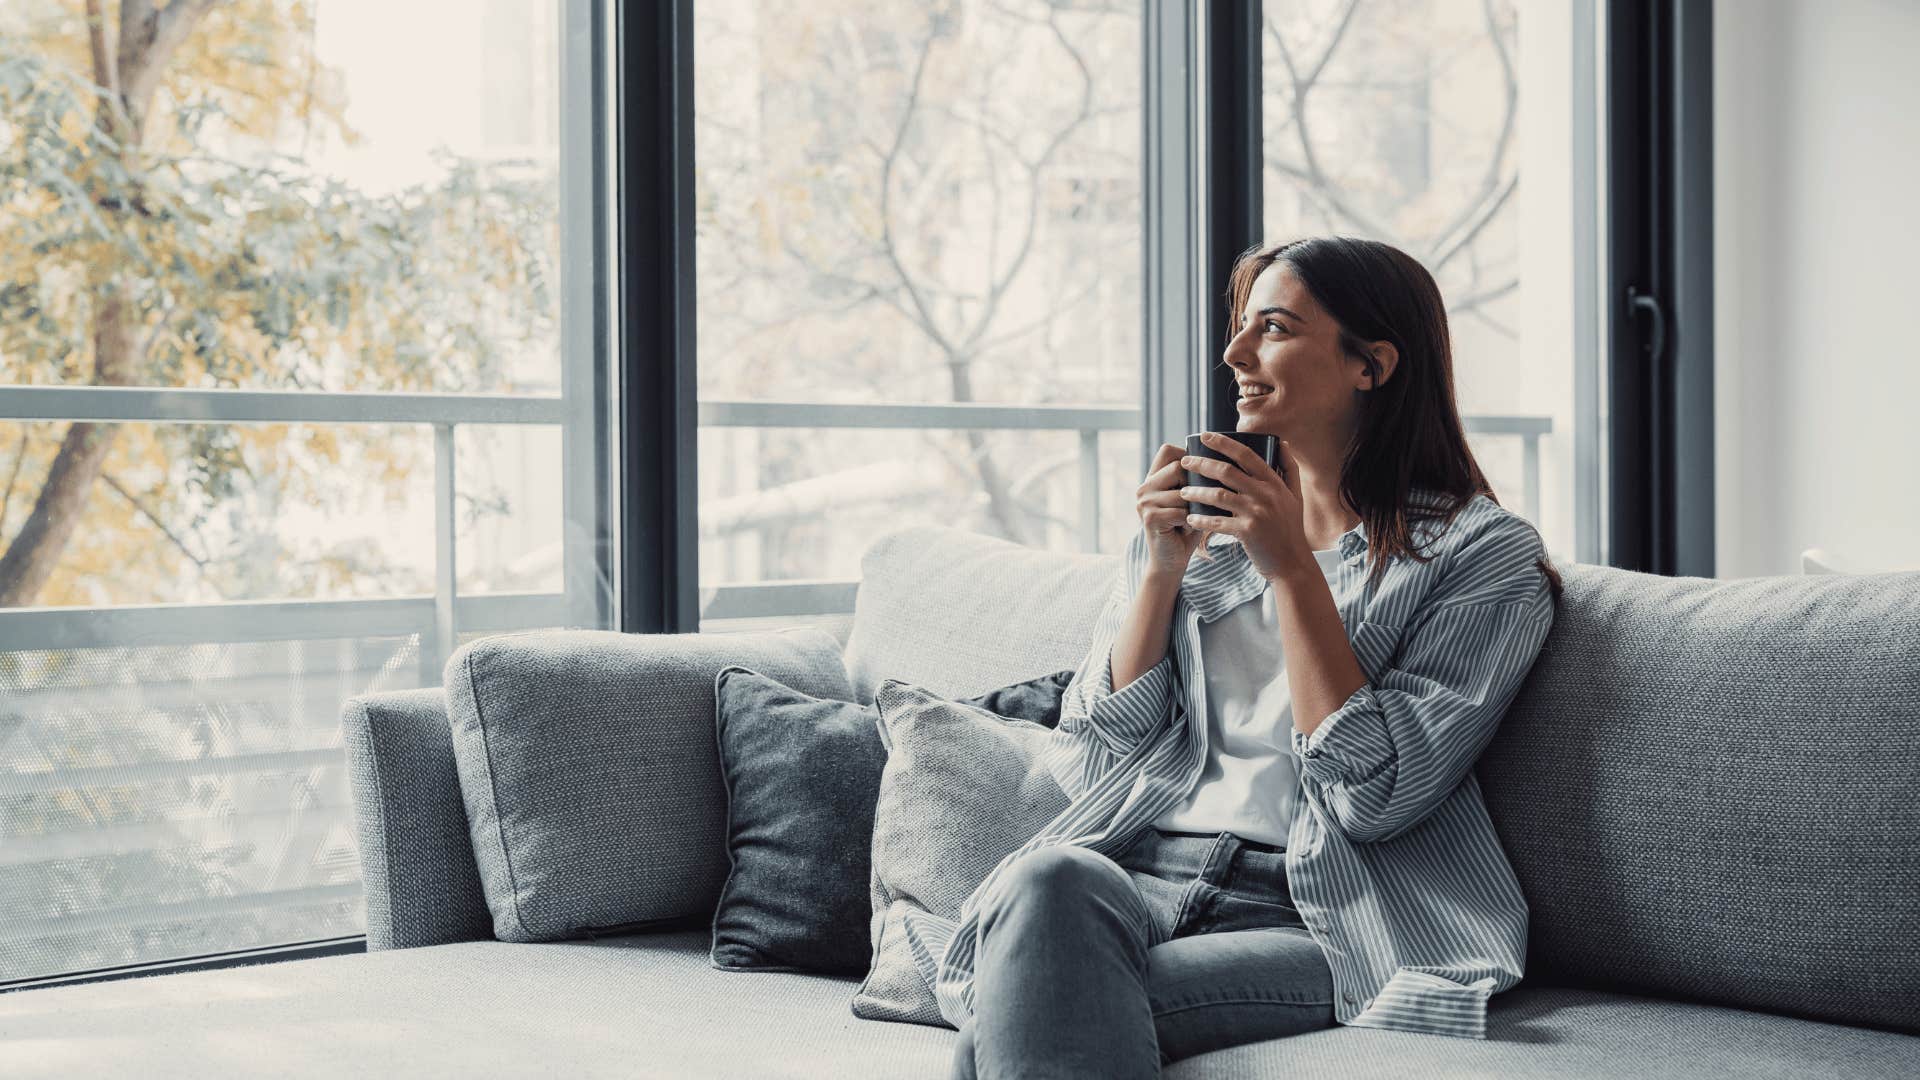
[1224, 236, 1563, 604]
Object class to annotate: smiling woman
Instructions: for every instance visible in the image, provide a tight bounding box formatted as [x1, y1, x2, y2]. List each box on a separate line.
[1220, 236, 1563, 600]
[937, 235, 1567, 1077]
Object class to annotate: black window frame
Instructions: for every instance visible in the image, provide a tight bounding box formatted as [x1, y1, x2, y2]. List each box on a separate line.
[1607, 0, 1716, 576]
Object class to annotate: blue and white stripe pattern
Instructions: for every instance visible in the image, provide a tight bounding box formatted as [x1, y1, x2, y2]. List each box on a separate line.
[899, 487, 1558, 1041]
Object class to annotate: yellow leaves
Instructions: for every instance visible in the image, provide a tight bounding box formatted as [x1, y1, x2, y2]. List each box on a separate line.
[56, 107, 92, 150]
[301, 425, 338, 461]
[151, 0, 358, 154]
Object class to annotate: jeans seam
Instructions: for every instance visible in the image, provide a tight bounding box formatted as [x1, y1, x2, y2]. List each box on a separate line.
[1171, 833, 1232, 935]
[1152, 995, 1336, 1019]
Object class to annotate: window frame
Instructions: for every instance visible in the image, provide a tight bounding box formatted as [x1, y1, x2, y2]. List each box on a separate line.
[1606, 0, 1716, 575]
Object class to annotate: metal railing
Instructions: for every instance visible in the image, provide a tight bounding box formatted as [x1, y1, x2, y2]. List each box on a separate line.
[1, 385, 1554, 645]
[0, 385, 1550, 941]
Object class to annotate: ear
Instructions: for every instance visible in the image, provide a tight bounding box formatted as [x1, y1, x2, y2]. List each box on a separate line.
[1359, 341, 1399, 391]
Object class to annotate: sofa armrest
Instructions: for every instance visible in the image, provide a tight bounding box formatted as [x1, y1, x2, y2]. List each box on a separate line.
[342, 687, 493, 950]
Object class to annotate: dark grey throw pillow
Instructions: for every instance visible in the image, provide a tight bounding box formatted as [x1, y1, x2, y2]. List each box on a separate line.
[709, 665, 1073, 975]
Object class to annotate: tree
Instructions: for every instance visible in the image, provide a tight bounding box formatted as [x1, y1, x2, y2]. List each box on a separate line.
[1263, 0, 1521, 334]
[0, 0, 555, 982]
[0, 0, 553, 608]
[694, 0, 1143, 554]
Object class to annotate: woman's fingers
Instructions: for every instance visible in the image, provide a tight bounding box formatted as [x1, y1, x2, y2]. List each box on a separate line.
[1141, 507, 1189, 532]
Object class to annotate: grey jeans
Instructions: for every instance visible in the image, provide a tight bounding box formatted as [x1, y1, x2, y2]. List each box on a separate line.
[948, 826, 1336, 1079]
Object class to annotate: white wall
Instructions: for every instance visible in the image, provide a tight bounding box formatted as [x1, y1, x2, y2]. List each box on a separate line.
[1715, 0, 1920, 577]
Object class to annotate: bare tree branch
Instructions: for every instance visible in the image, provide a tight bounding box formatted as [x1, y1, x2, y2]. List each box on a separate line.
[99, 470, 234, 599]
[1263, 1, 1400, 244]
[875, 24, 959, 357]
[1430, 171, 1517, 278]
[83, 0, 118, 97]
[1426, 0, 1519, 271]
[1449, 276, 1519, 318]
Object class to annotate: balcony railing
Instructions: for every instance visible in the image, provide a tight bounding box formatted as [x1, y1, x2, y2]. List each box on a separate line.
[1, 384, 1553, 644]
[0, 385, 1550, 961]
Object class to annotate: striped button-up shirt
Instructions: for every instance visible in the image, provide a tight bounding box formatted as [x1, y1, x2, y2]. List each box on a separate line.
[899, 487, 1558, 1040]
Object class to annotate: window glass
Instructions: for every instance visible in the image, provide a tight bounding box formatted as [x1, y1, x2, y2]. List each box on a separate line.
[0, 0, 614, 983]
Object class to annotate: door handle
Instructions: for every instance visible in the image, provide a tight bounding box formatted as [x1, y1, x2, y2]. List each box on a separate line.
[1626, 285, 1666, 364]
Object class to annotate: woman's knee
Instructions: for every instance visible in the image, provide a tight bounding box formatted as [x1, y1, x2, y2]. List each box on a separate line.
[974, 847, 1155, 962]
[985, 846, 1129, 910]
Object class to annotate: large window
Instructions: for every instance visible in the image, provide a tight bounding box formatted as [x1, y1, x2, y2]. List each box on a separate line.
[690, 0, 1148, 636]
[1260, 0, 1603, 562]
[0, 1, 615, 984]
[0, 0, 1617, 987]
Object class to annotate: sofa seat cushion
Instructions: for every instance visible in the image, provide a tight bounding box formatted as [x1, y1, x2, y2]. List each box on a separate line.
[1, 931, 952, 1079]
[7, 931, 1916, 1079]
[1182, 984, 1920, 1078]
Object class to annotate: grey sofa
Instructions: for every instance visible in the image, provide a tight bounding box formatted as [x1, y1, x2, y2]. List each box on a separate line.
[6, 525, 1916, 1078]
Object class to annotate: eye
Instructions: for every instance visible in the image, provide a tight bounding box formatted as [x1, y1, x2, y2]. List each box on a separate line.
[1265, 319, 1286, 334]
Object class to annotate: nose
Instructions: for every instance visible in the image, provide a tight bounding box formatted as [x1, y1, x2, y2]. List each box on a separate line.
[1222, 325, 1259, 373]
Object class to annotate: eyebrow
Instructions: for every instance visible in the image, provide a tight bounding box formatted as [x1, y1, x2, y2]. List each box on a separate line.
[1246, 305, 1305, 323]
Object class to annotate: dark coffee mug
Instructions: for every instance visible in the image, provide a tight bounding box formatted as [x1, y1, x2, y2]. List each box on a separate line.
[1183, 431, 1279, 518]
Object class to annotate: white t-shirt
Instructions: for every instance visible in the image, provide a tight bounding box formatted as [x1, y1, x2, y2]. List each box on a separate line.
[1150, 544, 1345, 847]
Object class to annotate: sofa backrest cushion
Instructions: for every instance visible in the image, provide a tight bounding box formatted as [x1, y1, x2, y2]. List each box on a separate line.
[843, 525, 1121, 705]
[443, 626, 852, 943]
[1478, 564, 1920, 1035]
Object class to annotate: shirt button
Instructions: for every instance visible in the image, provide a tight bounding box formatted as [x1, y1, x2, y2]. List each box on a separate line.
[1342, 994, 1356, 1005]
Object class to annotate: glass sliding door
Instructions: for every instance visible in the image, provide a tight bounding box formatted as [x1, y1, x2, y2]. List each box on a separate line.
[1260, 0, 1604, 563]
[690, 0, 1149, 637]
[0, 0, 617, 983]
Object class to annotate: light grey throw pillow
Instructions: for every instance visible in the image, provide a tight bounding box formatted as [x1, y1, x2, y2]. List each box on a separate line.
[850, 679, 1072, 1026]
[444, 626, 853, 943]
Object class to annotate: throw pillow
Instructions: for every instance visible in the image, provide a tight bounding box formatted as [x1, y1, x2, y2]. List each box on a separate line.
[850, 678, 1074, 1026]
[444, 626, 853, 944]
[710, 666, 1073, 975]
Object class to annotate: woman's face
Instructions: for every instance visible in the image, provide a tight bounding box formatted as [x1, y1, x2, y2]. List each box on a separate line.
[1223, 262, 1385, 444]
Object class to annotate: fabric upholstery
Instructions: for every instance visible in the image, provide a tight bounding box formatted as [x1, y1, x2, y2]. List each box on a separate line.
[1478, 565, 1920, 1036]
[4, 930, 1914, 1079]
[852, 679, 1073, 1025]
[443, 627, 851, 943]
[314, 524, 1919, 1072]
[841, 526, 1119, 704]
[710, 666, 1073, 975]
[341, 686, 492, 950]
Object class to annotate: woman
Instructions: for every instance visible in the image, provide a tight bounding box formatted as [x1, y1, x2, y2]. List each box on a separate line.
[941, 236, 1565, 1078]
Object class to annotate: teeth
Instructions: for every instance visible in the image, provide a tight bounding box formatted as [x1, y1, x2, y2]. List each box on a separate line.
[1240, 385, 1273, 397]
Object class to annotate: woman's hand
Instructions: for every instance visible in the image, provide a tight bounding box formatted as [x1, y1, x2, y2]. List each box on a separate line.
[1136, 443, 1211, 578]
[1178, 432, 1313, 582]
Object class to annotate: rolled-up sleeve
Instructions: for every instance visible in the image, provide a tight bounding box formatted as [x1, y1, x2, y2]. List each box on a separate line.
[1291, 519, 1557, 844]
[1057, 532, 1178, 760]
